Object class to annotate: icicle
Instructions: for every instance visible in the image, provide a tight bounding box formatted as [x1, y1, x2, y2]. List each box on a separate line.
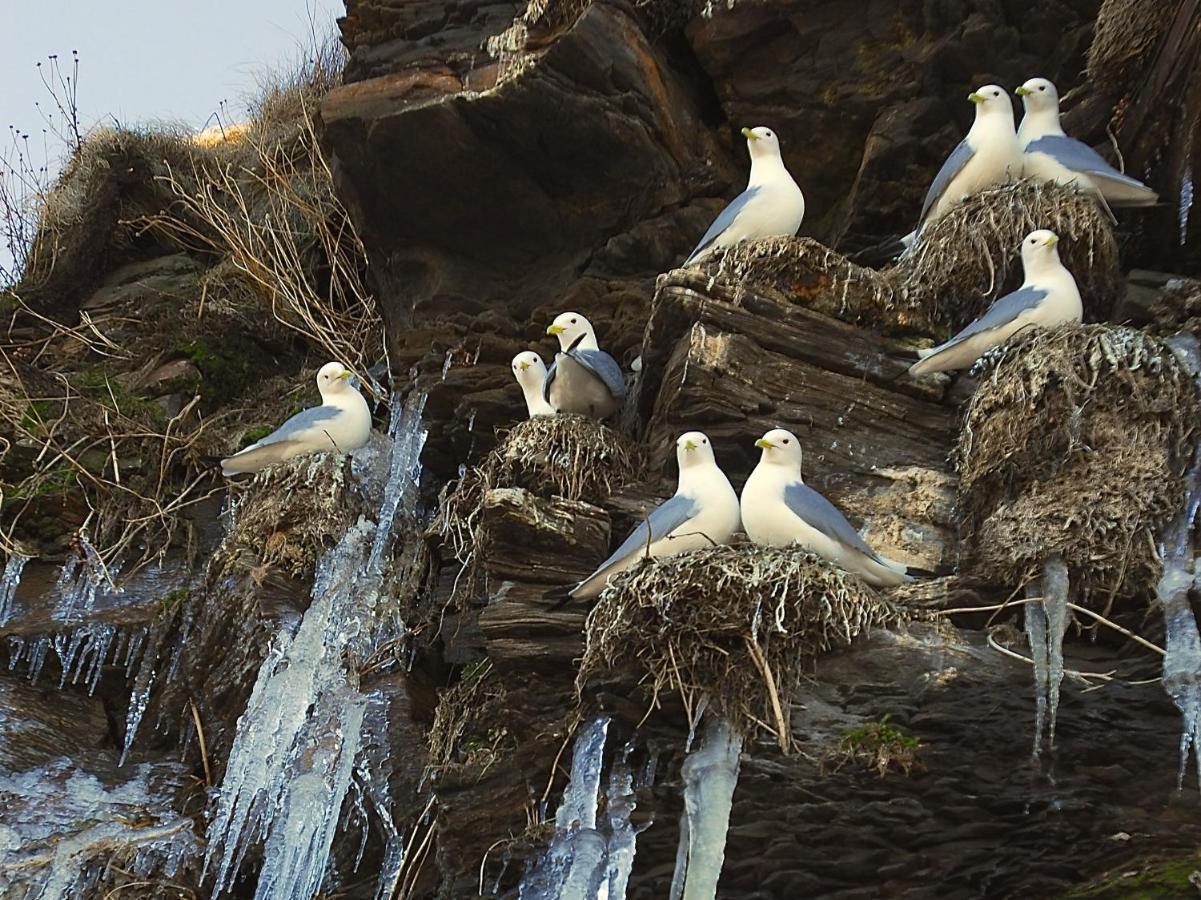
[669, 716, 743, 900]
[367, 390, 428, 573]
[1024, 581, 1049, 756]
[0, 552, 29, 625]
[603, 744, 640, 900]
[1026, 555, 1069, 755]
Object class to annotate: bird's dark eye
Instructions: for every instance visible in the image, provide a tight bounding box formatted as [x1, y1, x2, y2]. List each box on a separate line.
[1039, 86, 1046, 91]
[782, 438, 790, 444]
[702, 438, 708, 444]
[570, 317, 577, 324]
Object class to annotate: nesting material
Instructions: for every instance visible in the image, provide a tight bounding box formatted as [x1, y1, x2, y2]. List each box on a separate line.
[957, 324, 1201, 603]
[893, 181, 1120, 331]
[577, 545, 907, 746]
[1087, 0, 1175, 94]
[427, 662, 512, 772]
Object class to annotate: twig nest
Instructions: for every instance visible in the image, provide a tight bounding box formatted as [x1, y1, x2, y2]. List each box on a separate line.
[1087, 0, 1176, 94]
[690, 236, 932, 332]
[893, 181, 1121, 331]
[577, 545, 908, 743]
[957, 324, 1200, 603]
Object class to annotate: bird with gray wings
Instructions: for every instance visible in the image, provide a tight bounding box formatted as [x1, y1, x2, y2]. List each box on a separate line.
[1016, 76, 1157, 218]
[548, 431, 741, 604]
[740, 429, 918, 588]
[908, 228, 1082, 377]
[544, 312, 627, 419]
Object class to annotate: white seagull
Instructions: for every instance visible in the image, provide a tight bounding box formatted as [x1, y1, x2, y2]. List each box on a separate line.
[1016, 77, 1157, 218]
[221, 361, 372, 476]
[550, 431, 740, 603]
[511, 351, 555, 418]
[740, 428, 915, 588]
[544, 312, 626, 419]
[907, 84, 1020, 244]
[908, 228, 1082, 376]
[683, 126, 806, 266]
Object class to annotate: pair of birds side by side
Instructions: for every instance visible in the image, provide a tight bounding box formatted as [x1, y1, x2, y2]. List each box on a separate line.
[909, 77, 1157, 247]
[511, 312, 627, 420]
[552, 428, 921, 605]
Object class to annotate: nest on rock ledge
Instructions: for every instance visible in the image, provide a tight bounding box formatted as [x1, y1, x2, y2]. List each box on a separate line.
[957, 324, 1200, 607]
[892, 180, 1121, 332]
[431, 414, 642, 602]
[577, 544, 909, 751]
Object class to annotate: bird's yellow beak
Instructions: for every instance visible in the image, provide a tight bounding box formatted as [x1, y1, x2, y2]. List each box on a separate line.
[755, 437, 775, 449]
[741, 127, 757, 141]
[518, 361, 530, 371]
[1014, 85, 1031, 96]
[1045, 234, 1059, 246]
[967, 91, 985, 104]
[339, 369, 353, 381]
[683, 439, 697, 451]
[547, 324, 565, 335]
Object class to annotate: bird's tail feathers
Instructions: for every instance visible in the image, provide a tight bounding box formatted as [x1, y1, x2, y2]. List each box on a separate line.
[544, 583, 578, 610]
[219, 440, 298, 477]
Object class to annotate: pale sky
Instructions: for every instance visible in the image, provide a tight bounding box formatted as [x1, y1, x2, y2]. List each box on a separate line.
[0, 0, 345, 279]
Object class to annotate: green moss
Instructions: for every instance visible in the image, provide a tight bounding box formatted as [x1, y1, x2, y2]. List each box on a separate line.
[157, 587, 188, 615]
[73, 368, 166, 426]
[823, 715, 923, 778]
[19, 399, 56, 436]
[176, 337, 254, 407]
[1062, 855, 1201, 898]
[4, 463, 75, 503]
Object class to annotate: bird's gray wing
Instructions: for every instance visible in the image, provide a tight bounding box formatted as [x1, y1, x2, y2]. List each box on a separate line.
[249, 405, 341, 449]
[1025, 134, 1149, 189]
[594, 493, 699, 572]
[684, 186, 762, 264]
[783, 481, 880, 562]
[937, 286, 1048, 349]
[542, 356, 559, 404]
[918, 139, 975, 225]
[569, 348, 627, 399]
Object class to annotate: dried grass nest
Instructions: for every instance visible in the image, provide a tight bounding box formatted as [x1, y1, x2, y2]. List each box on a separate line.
[577, 544, 910, 748]
[431, 414, 642, 602]
[891, 180, 1121, 332]
[957, 324, 1201, 605]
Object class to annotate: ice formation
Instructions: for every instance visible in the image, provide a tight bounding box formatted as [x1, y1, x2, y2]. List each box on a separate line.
[0, 552, 28, 626]
[1025, 554, 1069, 755]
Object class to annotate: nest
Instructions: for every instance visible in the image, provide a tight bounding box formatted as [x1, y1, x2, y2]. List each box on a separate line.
[577, 545, 908, 747]
[1087, 0, 1176, 94]
[892, 181, 1121, 332]
[957, 324, 1201, 604]
[426, 660, 513, 772]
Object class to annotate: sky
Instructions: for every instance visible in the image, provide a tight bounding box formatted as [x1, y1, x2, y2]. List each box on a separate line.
[0, 0, 344, 278]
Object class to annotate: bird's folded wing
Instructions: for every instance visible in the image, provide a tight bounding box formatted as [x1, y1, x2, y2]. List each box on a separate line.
[684, 186, 762, 264]
[782, 481, 881, 562]
[593, 493, 699, 573]
[1025, 134, 1149, 189]
[221, 440, 303, 475]
[933, 285, 1048, 351]
[570, 348, 627, 399]
[918, 139, 975, 225]
[244, 405, 342, 451]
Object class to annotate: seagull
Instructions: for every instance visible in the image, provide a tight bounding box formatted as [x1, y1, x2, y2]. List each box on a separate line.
[905, 84, 1020, 246]
[221, 362, 372, 476]
[544, 312, 626, 419]
[549, 431, 740, 604]
[511, 351, 555, 418]
[740, 429, 915, 588]
[908, 228, 1082, 376]
[1016, 77, 1157, 218]
[683, 126, 806, 266]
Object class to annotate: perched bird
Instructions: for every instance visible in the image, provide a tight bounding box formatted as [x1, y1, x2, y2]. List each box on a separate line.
[908, 228, 1082, 376]
[221, 362, 372, 476]
[683, 126, 806, 266]
[550, 431, 740, 603]
[1016, 77, 1157, 217]
[511, 351, 555, 418]
[544, 312, 626, 419]
[906, 85, 1020, 245]
[740, 429, 914, 588]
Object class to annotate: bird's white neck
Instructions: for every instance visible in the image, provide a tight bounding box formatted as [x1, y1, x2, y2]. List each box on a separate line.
[1021, 250, 1066, 283]
[677, 461, 723, 496]
[968, 107, 1016, 144]
[319, 386, 360, 407]
[1018, 105, 1064, 144]
[748, 153, 793, 189]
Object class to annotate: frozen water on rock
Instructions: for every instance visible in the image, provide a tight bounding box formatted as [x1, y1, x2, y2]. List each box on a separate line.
[604, 744, 641, 900]
[1026, 555, 1069, 756]
[669, 716, 743, 900]
[0, 552, 29, 625]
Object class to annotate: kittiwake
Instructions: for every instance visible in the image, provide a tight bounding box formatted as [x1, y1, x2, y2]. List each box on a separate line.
[1016, 77, 1157, 217]
[550, 431, 740, 603]
[511, 351, 555, 418]
[683, 126, 806, 266]
[906, 85, 1020, 245]
[544, 312, 626, 419]
[221, 361, 372, 476]
[740, 428, 915, 587]
[908, 228, 1082, 376]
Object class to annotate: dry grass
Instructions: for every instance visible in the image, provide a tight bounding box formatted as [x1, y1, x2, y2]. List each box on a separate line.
[821, 716, 925, 778]
[1087, 0, 1177, 93]
[577, 545, 909, 748]
[891, 181, 1121, 331]
[957, 324, 1200, 606]
[426, 660, 513, 773]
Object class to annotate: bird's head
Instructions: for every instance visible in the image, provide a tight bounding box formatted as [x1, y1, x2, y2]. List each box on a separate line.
[511, 351, 546, 386]
[754, 428, 803, 468]
[1020, 228, 1061, 270]
[316, 361, 355, 397]
[741, 125, 781, 160]
[546, 311, 597, 351]
[967, 84, 1013, 117]
[1014, 77, 1059, 112]
[676, 431, 716, 468]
